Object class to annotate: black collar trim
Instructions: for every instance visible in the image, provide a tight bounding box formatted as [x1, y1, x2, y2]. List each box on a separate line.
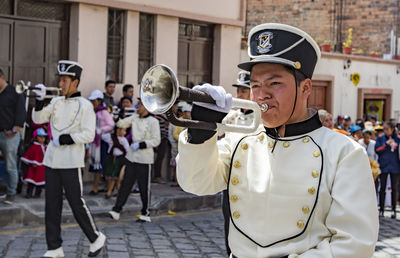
[66, 92, 81, 99]
[264, 109, 322, 138]
[241, 109, 254, 115]
[140, 113, 151, 119]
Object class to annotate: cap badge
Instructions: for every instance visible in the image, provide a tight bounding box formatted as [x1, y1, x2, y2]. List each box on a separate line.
[60, 64, 66, 72]
[257, 32, 273, 54]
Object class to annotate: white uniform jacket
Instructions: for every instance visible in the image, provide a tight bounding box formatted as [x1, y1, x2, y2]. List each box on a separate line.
[223, 109, 255, 127]
[177, 110, 379, 258]
[117, 114, 161, 164]
[32, 94, 95, 169]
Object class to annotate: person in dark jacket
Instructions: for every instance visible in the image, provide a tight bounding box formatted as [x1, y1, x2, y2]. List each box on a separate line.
[0, 68, 26, 204]
[375, 121, 400, 218]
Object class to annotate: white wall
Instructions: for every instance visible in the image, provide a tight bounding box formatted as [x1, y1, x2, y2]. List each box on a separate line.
[213, 25, 242, 96]
[154, 15, 179, 71]
[69, 3, 108, 98]
[314, 56, 400, 121]
[121, 10, 140, 101]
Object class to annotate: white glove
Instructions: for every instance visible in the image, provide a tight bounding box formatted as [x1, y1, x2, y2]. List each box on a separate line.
[131, 142, 140, 151]
[52, 136, 60, 147]
[192, 83, 232, 113]
[32, 84, 46, 100]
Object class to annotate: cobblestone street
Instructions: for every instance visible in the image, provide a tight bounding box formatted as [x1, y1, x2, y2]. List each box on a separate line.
[0, 209, 399, 257]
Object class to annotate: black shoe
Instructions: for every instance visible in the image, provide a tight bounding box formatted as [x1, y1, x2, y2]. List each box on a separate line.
[379, 210, 384, 217]
[105, 194, 111, 199]
[4, 194, 15, 205]
[391, 211, 396, 219]
[89, 191, 98, 196]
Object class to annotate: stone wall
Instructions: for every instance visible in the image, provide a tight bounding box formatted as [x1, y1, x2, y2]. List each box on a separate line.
[246, 0, 400, 55]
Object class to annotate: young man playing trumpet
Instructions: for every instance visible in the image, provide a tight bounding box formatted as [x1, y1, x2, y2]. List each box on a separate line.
[176, 24, 378, 257]
[32, 60, 105, 257]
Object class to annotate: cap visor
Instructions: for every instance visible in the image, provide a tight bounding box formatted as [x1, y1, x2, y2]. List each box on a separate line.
[232, 83, 250, 88]
[238, 57, 294, 72]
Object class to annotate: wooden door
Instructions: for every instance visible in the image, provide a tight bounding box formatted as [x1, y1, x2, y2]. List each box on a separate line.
[178, 22, 213, 88]
[13, 20, 47, 85]
[308, 80, 329, 111]
[0, 19, 67, 87]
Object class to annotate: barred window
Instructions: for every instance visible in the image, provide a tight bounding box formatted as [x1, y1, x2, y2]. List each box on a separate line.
[0, 0, 12, 15]
[138, 13, 154, 84]
[17, 0, 67, 21]
[106, 9, 125, 82]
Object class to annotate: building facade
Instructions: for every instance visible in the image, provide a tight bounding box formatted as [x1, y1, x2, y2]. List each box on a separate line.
[0, 0, 246, 100]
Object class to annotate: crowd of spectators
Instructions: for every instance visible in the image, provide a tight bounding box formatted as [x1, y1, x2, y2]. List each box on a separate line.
[319, 110, 400, 218]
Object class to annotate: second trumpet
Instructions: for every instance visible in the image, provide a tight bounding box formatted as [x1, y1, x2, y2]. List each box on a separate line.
[16, 80, 61, 99]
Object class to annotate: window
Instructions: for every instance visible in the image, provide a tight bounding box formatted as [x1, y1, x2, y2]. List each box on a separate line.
[138, 13, 154, 84]
[0, 0, 12, 15]
[106, 9, 125, 82]
[0, 0, 67, 19]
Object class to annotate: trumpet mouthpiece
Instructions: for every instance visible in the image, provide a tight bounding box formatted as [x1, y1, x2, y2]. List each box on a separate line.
[260, 103, 269, 112]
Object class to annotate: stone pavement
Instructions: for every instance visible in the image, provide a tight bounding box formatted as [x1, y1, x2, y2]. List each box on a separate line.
[0, 208, 399, 257]
[0, 183, 221, 228]
[0, 209, 227, 258]
[374, 210, 400, 258]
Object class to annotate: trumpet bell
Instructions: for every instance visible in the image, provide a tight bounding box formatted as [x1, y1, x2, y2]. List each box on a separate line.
[140, 64, 179, 114]
[15, 81, 26, 94]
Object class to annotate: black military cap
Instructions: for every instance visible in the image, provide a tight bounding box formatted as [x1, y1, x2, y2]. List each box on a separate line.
[232, 70, 250, 88]
[57, 60, 83, 80]
[238, 23, 321, 79]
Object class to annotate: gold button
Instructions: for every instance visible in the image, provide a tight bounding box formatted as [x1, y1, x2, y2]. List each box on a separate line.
[231, 117, 234, 120]
[308, 187, 316, 195]
[283, 142, 290, 148]
[231, 195, 238, 202]
[241, 143, 248, 150]
[258, 134, 264, 141]
[233, 211, 240, 219]
[302, 206, 310, 214]
[303, 137, 310, 143]
[231, 177, 239, 185]
[312, 170, 319, 178]
[297, 220, 305, 229]
[294, 61, 302, 69]
[233, 161, 241, 168]
[313, 150, 320, 157]
[268, 141, 274, 148]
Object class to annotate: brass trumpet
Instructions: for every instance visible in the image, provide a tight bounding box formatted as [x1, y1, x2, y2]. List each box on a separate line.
[140, 64, 262, 133]
[16, 80, 61, 98]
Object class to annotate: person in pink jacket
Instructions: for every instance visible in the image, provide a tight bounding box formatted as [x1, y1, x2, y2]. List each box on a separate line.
[88, 90, 114, 195]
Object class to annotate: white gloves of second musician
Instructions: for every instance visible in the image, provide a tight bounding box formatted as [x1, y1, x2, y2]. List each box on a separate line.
[32, 84, 46, 100]
[192, 83, 232, 113]
[131, 142, 140, 151]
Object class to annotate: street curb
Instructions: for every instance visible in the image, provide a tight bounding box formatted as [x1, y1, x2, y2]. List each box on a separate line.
[0, 193, 222, 228]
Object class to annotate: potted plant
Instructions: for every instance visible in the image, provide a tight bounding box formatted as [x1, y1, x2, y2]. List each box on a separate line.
[342, 28, 353, 55]
[353, 48, 364, 56]
[369, 51, 382, 58]
[321, 40, 332, 52]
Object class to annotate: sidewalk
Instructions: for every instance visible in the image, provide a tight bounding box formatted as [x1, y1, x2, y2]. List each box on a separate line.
[0, 183, 221, 228]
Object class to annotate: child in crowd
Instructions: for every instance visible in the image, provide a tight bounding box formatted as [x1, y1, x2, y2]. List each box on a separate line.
[102, 125, 130, 199]
[21, 128, 47, 198]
